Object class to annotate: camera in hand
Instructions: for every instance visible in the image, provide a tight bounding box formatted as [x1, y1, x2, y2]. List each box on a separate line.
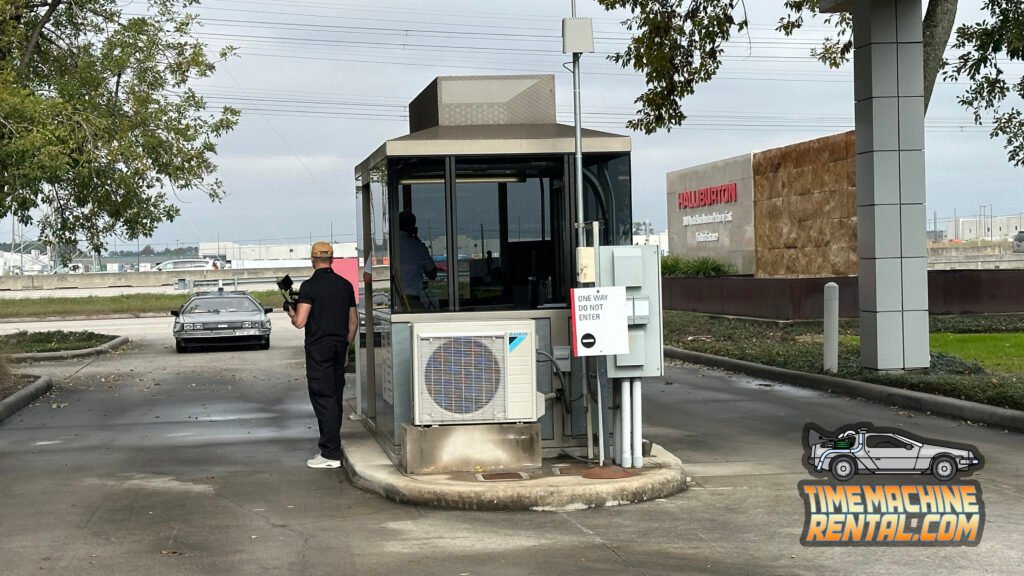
[277, 274, 299, 312]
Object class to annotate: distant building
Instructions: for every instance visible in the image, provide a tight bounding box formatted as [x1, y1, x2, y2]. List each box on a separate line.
[632, 221, 669, 255]
[945, 215, 1024, 242]
[0, 249, 50, 275]
[198, 241, 357, 265]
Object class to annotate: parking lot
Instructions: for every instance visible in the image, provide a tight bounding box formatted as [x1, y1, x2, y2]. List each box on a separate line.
[1, 317, 1023, 575]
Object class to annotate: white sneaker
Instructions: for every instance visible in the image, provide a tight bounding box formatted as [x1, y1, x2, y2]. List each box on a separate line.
[307, 454, 341, 469]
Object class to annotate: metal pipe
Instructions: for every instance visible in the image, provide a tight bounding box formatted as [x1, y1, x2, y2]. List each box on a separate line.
[632, 378, 643, 468]
[823, 282, 839, 373]
[620, 379, 632, 468]
[592, 220, 605, 465]
[572, 0, 584, 251]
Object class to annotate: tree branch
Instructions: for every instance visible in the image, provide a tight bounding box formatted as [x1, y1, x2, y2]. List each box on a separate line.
[922, 0, 958, 112]
[18, 0, 64, 76]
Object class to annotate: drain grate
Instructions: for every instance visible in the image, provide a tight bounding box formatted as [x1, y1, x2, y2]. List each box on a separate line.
[553, 465, 590, 476]
[475, 471, 530, 482]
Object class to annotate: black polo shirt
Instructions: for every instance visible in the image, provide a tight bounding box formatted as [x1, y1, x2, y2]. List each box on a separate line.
[297, 267, 356, 346]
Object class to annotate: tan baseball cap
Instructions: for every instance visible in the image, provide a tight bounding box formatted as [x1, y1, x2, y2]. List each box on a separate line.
[311, 241, 333, 258]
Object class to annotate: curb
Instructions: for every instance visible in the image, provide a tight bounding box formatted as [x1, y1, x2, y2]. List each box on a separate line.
[340, 412, 687, 511]
[6, 335, 131, 364]
[0, 375, 53, 423]
[664, 346, 1024, 432]
[0, 312, 168, 324]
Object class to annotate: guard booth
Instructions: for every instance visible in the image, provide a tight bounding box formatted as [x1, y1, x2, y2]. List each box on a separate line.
[354, 75, 632, 472]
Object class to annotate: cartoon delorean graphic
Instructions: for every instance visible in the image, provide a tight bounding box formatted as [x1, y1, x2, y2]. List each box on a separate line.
[806, 425, 982, 482]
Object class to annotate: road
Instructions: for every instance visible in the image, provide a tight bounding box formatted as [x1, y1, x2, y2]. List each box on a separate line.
[0, 282, 282, 300]
[1, 317, 1022, 575]
[0, 311, 300, 344]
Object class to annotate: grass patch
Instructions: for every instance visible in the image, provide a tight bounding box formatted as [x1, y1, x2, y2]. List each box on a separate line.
[841, 333, 1024, 374]
[0, 290, 280, 319]
[665, 310, 1024, 411]
[929, 333, 1024, 374]
[0, 330, 116, 354]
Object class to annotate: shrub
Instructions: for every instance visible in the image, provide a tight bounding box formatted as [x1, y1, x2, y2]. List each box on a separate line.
[662, 255, 737, 277]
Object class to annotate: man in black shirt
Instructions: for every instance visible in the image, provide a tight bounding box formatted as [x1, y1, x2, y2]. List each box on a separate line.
[286, 241, 357, 469]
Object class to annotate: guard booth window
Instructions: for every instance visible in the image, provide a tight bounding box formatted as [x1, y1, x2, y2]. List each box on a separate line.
[390, 158, 448, 313]
[454, 156, 565, 311]
[583, 153, 632, 247]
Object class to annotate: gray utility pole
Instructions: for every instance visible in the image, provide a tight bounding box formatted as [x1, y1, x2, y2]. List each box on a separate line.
[563, 2, 598, 461]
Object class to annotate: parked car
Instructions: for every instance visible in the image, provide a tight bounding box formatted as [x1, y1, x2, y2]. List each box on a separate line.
[1013, 231, 1024, 253]
[807, 427, 980, 482]
[153, 259, 219, 272]
[171, 289, 272, 352]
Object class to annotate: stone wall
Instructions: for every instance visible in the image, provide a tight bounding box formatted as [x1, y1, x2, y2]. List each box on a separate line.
[753, 131, 857, 278]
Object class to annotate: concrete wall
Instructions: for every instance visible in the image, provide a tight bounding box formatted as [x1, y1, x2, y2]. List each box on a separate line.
[0, 267, 310, 291]
[663, 270, 1024, 320]
[752, 131, 857, 278]
[666, 154, 755, 274]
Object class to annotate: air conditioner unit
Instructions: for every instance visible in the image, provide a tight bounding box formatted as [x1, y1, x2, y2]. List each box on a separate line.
[412, 320, 541, 426]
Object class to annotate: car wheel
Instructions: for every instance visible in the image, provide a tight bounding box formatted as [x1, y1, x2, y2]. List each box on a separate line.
[830, 455, 857, 482]
[175, 339, 188, 353]
[259, 337, 270, 351]
[931, 455, 958, 482]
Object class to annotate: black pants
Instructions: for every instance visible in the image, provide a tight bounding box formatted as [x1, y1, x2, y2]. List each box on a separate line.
[305, 339, 347, 460]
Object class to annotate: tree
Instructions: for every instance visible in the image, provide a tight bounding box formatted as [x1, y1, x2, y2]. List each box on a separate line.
[139, 243, 155, 256]
[598, 0, 1024, 167]
[0, 1, 239, 260]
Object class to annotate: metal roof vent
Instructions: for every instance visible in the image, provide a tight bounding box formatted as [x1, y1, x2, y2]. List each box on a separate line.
[408, 75, 556, 134]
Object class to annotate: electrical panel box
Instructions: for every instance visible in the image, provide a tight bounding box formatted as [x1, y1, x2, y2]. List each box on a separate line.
[562, 18, 595, 54]
[596, 245, 664, 378]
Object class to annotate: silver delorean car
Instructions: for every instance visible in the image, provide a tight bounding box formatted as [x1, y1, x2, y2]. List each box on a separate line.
[171, 289, 272, 352]
[807, 427, 981, 482]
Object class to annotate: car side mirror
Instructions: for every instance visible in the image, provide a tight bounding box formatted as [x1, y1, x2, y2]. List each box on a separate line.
[905, 445, 913, 450]
[264, 307, 273, 314]
[170, 310, 179, 317]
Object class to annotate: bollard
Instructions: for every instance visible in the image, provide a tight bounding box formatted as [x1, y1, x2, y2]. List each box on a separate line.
[823, 282, 839, 373]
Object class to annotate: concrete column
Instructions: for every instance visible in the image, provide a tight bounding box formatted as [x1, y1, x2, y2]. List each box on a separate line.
[852, 0, 929, 370]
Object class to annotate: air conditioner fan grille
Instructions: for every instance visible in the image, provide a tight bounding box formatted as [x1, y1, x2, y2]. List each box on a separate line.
[422, 336, 503, 415]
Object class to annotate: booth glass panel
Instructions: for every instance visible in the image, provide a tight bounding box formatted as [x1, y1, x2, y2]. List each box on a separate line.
[453, 156, 567, 311]
[390, 158, 449, 313]
[367, 160, 391, 313]
[583, 153, 632, 247]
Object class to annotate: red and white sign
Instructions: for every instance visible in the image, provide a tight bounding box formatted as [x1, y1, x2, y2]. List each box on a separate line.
[570, 287, 629, 357]
[677, 182, 738, 210]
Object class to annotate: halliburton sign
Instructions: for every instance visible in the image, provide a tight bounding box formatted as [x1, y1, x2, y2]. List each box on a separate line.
[677, 182, 738, 210]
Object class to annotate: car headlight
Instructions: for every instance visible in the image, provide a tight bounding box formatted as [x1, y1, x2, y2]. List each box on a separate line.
[242, 321, 251, 328]
[184, 323, 196, 330]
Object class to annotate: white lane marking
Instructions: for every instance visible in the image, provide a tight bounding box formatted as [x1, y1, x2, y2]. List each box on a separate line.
[33, 441, 63, 445]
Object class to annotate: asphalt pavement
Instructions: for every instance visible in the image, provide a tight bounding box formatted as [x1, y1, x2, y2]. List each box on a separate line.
[1, 318, 1022, 575]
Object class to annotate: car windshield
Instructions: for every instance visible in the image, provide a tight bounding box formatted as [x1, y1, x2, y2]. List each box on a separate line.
[184, 297, 259, 314]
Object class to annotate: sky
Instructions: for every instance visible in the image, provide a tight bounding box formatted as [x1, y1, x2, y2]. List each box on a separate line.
[18, 0, 1024, 251]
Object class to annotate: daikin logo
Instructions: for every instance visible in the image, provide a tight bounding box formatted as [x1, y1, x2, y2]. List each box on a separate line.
[507, 332, 527, 352]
